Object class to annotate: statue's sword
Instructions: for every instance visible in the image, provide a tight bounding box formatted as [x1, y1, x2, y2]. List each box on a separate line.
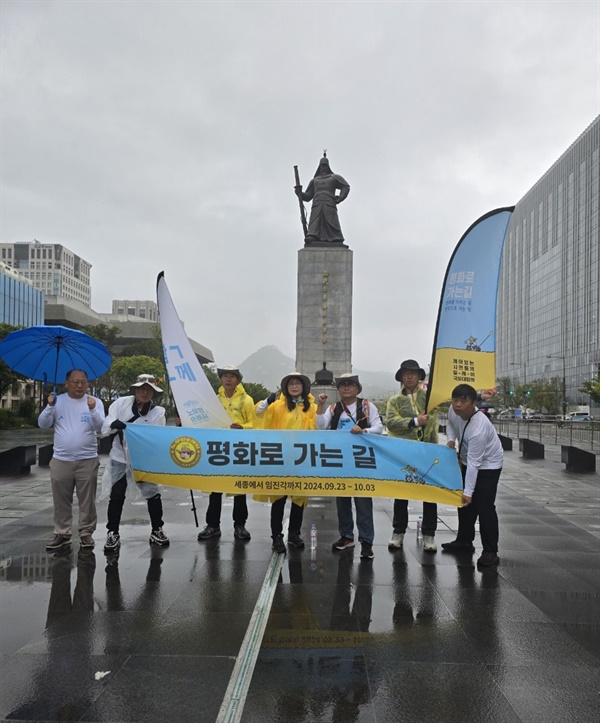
[294, 165, 309, 239]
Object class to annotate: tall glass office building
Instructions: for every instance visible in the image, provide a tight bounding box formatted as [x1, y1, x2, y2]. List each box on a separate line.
[0, 262, 44, 328]
[496, 115, 599, 410]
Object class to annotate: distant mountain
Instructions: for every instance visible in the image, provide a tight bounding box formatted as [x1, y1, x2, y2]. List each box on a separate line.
[238, 346, 294, 390]
[238, 345, 397, 400]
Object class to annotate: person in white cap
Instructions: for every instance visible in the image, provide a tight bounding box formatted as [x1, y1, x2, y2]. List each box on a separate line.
[317, 373, 383, 560]
[101, 374, 169, 552]
[197, 365, 255, 542]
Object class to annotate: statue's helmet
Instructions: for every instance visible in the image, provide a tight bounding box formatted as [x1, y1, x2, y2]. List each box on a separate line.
[314, 155, 332, 177]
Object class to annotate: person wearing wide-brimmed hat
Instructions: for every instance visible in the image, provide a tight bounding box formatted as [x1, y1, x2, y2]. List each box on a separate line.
[100, 374, 169, 552]
[317, 373, 383, 560]
[386, 360, 439, 552]
[197, 365, 255, 543]
[255, 372, 317, 554]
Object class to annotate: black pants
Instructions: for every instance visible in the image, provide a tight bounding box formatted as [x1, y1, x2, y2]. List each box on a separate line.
[270, 496, 303, 538]
[393, 500, 438, 536]
[106, 476, 164, 533]
[205, 492, 248, 528]
[457, 467, 502, 553]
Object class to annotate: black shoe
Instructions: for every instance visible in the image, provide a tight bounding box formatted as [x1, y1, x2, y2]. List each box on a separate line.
[149, 528, 170, 546]
[332, 537, 355, 551]
[287, 533, 305, 549]
[197, 525, 221, 541]
[360, 542, 374, 559]
[104, 531, 121, 553]
[441, 540, 475, 553]
[272, 535, 287, 554]
[234, 525, 251, 540]
[477, 552, 500, 567]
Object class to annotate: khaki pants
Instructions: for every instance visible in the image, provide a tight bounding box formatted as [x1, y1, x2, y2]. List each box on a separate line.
[49, 457, 100, 537]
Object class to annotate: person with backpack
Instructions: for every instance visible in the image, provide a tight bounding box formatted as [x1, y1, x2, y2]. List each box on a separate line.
[317, 373, 383, 560]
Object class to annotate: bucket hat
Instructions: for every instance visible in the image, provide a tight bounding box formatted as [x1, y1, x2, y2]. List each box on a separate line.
[395, 359, 426, 383]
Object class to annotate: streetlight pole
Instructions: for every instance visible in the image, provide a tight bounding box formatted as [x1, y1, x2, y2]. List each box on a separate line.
[547, 354, 567, 417]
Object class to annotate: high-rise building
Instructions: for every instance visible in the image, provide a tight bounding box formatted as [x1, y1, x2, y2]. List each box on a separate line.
[496, 115, 599, 410]
[0, 261, 44, 327]
[0, 240, 92, 307]
[112, 299, 158, 322]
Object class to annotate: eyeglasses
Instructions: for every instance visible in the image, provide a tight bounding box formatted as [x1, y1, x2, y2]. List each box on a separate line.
[67, 379, 87, 386]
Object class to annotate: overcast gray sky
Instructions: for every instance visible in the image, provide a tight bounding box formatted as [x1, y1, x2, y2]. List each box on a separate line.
[2, 0, 599, 375]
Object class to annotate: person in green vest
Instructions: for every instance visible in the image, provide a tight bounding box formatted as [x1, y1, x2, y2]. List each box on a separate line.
[386, 359, 439, 552]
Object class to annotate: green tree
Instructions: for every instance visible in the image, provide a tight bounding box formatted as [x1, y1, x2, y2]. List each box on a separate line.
[579, 376, 600, 406]
[202, 364, 221, 393]
[110, 356, 165, 397]
[119, 324, 163, 360]
[79, 324, 124, 400]
[79, 323, 122, 353]
[494, 376, 515, 409]
[528, 376, 562, 414]
[243, 381, 271, 402]
[0, 323, 28, 400]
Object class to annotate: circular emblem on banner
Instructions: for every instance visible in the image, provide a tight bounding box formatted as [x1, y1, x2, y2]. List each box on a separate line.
[170, 436, 201, 468]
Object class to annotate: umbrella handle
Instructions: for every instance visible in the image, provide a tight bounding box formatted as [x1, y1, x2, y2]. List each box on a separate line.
[43, 373, 56, 406]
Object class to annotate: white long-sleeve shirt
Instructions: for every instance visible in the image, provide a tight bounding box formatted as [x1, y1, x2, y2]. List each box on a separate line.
[101, 395, 166, 464]
[447, 406, 503, 497]
[317, 399, 383, 434]
[38, 393, 105, 461]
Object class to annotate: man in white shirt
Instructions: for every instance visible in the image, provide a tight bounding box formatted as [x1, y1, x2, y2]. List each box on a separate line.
[38, 369, 105, 551]
[442, 384, 504, 567]
[317, 373, 383, 560]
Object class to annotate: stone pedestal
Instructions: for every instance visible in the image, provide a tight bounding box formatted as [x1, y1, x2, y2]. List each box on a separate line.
[295, 246, 353, 382]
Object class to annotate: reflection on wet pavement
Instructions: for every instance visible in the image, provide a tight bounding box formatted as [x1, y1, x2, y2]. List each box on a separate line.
[0, 445, 598, 722]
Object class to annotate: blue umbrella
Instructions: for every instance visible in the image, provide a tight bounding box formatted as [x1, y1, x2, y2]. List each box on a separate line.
[0, 325, 112, 385]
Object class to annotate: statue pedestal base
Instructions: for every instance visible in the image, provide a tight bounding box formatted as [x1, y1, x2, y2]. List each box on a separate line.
[295, 246, 353, 383]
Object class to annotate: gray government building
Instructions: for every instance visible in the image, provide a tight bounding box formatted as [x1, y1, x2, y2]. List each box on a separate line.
[496, 115, 599, 412]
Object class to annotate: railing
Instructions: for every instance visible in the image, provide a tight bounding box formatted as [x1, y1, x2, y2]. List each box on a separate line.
[437, 415, 598, 452]
[492, 420, 598, 452]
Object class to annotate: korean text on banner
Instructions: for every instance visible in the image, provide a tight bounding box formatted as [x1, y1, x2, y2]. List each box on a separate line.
[125, 425, 464, 506]
[426, 207, 514, 412]
[157, 272, 231, 428]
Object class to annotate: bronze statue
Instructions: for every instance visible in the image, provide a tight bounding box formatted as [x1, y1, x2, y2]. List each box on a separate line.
[294, 153, 350, 245]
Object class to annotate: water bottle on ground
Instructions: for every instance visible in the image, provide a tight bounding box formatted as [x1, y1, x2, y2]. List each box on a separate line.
[310, 522, 318, 550]
[417, 516, 423, 539]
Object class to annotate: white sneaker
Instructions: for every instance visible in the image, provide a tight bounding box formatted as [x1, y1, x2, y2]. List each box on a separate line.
[388, 532, 404, 549]
[423, 535, 437, 552]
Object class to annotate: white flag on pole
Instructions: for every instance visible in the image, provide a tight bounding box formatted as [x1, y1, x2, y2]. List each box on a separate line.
[157, 272, 231, 428]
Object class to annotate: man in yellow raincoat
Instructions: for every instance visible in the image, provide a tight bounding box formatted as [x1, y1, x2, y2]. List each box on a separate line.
[197, 365, 255, 542]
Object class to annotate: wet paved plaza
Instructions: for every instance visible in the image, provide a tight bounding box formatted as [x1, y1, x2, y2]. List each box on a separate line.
[0, 438, 598, 722]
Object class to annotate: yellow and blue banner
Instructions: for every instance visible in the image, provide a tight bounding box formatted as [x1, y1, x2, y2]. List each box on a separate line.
[426, 207, 514, 412]
[125, 425, 463, 505]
